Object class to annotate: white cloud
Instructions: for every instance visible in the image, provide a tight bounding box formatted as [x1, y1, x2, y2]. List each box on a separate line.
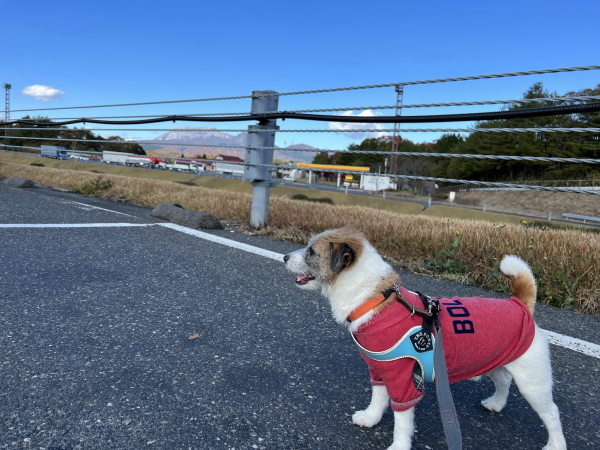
[328, 109, 386, 140]
[21, 84, 64, 101]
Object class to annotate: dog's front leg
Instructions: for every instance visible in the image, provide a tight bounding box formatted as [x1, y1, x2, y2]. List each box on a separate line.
[388, 407, 415, 450]
[352, 384, 389, 427]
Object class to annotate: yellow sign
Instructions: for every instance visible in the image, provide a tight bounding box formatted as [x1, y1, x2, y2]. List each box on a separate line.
[296, 163, 370, 172]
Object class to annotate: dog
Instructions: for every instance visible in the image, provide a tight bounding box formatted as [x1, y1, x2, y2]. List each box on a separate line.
[284, 226, 566, 450]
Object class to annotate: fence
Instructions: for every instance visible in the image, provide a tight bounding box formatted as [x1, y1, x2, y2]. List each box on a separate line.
[2, 65, 600, 227]
[437, 179, 600, 194]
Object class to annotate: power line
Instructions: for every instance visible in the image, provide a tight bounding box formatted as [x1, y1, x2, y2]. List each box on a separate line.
[10, 94, 252, 113]
[3, 137, 599, 164]
[3, 102, 600, 127]
[36, 95, 600, 121]
[9, 65, 600, 113]
[7, 127, 600, 133]
[272, 65, 600, 97]
[3, 144, 599, 194]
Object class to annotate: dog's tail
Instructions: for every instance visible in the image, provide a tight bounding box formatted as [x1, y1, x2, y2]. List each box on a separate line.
[500, 255, 537, 314]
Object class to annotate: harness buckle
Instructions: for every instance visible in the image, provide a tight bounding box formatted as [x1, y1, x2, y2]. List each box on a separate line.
[418, 292, 440, 317]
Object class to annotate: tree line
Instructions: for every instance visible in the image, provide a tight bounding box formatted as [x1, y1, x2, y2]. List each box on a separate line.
[314, 82, 600, 183]
[2, 116, 146, 155]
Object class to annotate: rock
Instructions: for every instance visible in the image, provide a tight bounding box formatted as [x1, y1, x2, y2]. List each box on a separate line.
[3, 177, 36, 188]
[150, 202, 183, 219]
[150, 202, 222, 230]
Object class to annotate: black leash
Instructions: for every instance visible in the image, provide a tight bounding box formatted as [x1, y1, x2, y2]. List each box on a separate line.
[395, 287, 463, 450]
[429, 301, 463, 450]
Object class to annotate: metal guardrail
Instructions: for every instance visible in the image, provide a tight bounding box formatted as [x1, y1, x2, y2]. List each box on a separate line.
[562, 213, 600, 223]
[437, 180, 600, 193]
[4, 64, 600, 227]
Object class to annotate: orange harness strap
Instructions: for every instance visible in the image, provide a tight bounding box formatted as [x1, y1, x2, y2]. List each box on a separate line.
[347, 292, 392, 322]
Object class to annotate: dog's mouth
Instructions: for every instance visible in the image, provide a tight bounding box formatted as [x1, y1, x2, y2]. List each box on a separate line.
[294, 273, 315, 285]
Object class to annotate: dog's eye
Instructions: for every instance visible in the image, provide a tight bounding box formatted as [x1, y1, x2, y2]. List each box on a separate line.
[308, 247, 315, 256]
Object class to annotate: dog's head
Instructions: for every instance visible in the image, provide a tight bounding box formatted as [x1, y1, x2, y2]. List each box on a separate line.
[283, 226, 365, 291]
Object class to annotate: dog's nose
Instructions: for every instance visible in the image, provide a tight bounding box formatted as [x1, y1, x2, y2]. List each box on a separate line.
[283, 254, 290, 263]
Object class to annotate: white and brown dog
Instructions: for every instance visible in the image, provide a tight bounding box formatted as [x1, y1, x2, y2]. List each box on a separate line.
[284, 226, 566, 450]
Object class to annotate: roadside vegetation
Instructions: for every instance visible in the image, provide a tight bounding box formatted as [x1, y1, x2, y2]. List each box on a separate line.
[456, 190, 600, 219]
[2, 116, 146, 154]
[316, 82, 600, 191]
[2, 161, 599, 314]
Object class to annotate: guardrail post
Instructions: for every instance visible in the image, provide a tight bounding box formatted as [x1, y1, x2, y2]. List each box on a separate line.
[243, 90, 279, 228]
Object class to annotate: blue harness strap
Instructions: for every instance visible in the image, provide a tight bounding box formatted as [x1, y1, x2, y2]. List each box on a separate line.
[351, 325, 436, 383]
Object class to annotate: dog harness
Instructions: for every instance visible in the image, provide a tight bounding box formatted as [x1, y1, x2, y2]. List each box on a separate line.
[349, 288, 438, 383]
[351, 287, 536, 450]
[351, 286, 535, 409]
[351, 325, 436, 383]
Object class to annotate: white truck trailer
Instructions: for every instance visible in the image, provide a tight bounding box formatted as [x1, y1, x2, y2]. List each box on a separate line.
[165, 160, 198, 172]
[215, 162, 244, 176]
[360, 175, 397, 192]
[103, 151, 134, 165]
[40, 145, 68, 160]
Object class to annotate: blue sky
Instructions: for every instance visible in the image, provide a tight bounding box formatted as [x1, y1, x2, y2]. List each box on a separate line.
[2, 0, 599, 151]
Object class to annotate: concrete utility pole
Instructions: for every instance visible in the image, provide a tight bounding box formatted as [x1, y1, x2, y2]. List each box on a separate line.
[243, 90, 279, 228]
[3, 83, 10, 136]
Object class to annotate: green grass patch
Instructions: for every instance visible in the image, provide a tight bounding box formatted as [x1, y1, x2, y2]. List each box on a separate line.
[71, 176, 113, 196]
[291, 193, 334, 204]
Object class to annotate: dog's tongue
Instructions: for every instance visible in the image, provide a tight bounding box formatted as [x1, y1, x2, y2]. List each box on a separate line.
[295, 274, 313, 285]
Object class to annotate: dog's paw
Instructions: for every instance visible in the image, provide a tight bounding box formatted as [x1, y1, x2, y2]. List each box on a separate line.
[542, 441, 567, 450]
[386, 443, 412, 450]
[352, 409, 382, 428]
[481, 395, 507, 412]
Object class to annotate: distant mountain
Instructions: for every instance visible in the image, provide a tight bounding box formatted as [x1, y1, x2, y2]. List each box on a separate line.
[142, 127, 318, 163]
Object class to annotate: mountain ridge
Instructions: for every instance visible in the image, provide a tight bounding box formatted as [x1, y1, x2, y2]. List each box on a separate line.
[143, 127, 318, 162]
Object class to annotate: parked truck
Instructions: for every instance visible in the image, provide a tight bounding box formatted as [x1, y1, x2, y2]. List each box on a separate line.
[40, 145, 68, 160]
[125, 155, 162, 168]
[215, 162, 243, 176]
[165, 160, 198, 172]
[103, 151, 134, 165]
[360, 175, 397, 191]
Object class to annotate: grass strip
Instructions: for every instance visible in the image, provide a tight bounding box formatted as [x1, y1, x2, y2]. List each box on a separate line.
[2, 156, 599, 314]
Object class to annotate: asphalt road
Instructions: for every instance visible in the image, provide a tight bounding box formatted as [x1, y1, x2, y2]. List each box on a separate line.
[1, 183, 599, 450]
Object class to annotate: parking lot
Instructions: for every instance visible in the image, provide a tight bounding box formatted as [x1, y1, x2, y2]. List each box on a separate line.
[1, 183, 599, 449]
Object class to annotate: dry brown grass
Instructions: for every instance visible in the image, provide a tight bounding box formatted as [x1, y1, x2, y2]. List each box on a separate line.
[2, 160, 599, 314]
[421, 205, 526, 224]
[0, 154, 423, 216]
[457, 190, 600, 218]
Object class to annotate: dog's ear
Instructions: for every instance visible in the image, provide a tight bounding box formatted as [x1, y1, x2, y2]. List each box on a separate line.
[330, 242, 355, 273]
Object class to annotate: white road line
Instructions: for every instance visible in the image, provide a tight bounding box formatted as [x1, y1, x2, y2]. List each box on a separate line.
[0, 223, 153, 228]
[158, 223, 283, 261]
[543, 330, 600, 359]
[3, 218, 598, 359]
[67, 201, 136, 217]
[159, 223, 600, 360]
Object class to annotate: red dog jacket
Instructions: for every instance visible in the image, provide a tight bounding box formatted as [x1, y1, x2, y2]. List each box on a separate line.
[352, 287, 535, 412]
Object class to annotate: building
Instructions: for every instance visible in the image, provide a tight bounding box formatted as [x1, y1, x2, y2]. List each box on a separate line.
[296, 163, 370, 187]
[214, 155, 244, 163]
